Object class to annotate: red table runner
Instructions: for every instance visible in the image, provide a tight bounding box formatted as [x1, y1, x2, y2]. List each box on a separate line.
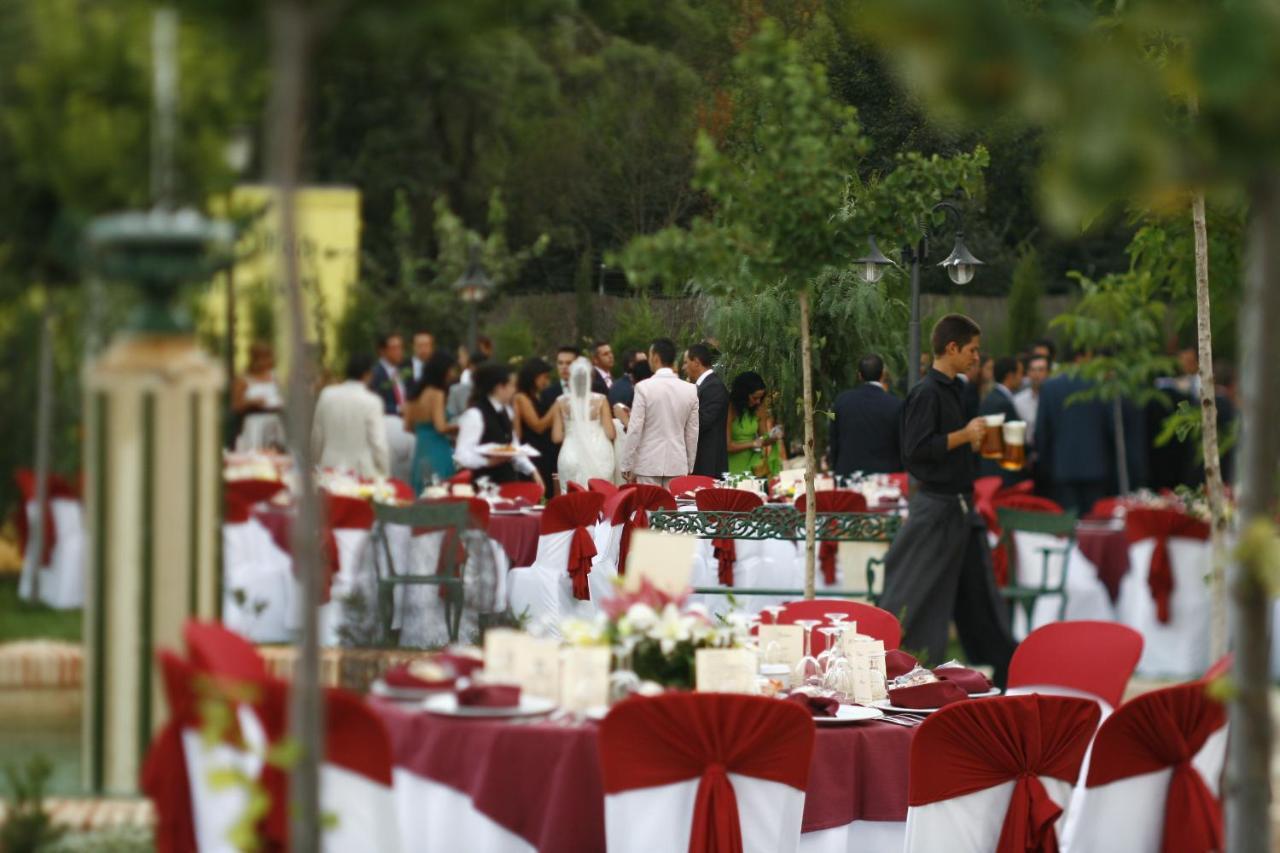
[373, 698, 913, 849]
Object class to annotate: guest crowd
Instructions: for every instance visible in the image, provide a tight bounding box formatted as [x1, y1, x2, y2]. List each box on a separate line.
[231, 325, 1236, 516]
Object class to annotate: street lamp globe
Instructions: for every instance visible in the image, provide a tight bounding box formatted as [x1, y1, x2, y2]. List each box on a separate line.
[452, 248, 494, 303]
[938, 235, 983, 286]
[853, 235, 895, 285]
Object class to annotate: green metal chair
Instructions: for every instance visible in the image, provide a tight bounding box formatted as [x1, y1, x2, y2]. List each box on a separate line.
[370, 501, 472, 644]
[995, 506, 1079, 631]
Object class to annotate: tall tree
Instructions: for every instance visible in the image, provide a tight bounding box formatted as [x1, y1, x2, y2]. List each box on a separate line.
[621, 21, 985, 597]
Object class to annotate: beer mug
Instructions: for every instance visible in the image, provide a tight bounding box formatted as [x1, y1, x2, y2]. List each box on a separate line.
[1001, 421, 1028, 471]
[980, 413, 1005, 459]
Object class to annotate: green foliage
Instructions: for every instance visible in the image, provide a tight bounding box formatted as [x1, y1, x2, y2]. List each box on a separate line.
[610, 299, 674, 363]
[1050, 271, 1175, 407]
[1006, 245, 1043, 353]
[1127, 206, 1246, 358]
[0, 578, 82, 643]
[490, 315, 537, 365]
[1155, 399, 1241, 460]
[1, 755, 64, 853]
[850, 0, 1280, 229]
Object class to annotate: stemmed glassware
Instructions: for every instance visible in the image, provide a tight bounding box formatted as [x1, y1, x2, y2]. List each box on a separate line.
[792, 619, 824, 688]
[609, 634, 641, 703]
[761, 605, 784, 626]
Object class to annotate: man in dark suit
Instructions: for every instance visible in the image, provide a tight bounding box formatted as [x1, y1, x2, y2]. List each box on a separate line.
[1035, 353, 1115, 515]
[537, 345, 580, 492]
[590, 341, 614, 396]
[683, 343, 728, 477]
[979, 356, 1024, 482]
[829, 354, 903, 476]
[608, 349, 646, 409]
[369, 332, 406, 415]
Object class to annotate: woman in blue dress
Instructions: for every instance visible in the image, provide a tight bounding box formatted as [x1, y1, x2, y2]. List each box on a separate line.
[404, 351, 459, 495]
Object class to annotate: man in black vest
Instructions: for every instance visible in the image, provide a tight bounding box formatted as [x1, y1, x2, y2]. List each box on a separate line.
[829, 354, 903, 476]
[454, 363, 544, 488]
[683, 343, 729, 477]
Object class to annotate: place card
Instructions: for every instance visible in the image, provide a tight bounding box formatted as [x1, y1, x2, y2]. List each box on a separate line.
[757, 624, 804, 667]
[514, 637, 561, 701]
[559, 647, 611, 712]
[482, 628, 523, 682]
[695, 648, 759, 694]
[851, 666, 874, 705]
[624, 529, 696, 595]
[836, 542, 888, 593]
[814, 475, 835, 492]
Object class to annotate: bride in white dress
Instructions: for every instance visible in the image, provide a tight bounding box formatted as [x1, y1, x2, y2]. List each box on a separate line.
[553, 357, 618, 488]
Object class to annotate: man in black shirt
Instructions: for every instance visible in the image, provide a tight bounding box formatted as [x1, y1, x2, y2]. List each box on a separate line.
[878, 314, 1017, 686]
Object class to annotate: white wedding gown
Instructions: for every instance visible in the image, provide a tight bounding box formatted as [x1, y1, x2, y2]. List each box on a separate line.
[557, 392, 617, 488]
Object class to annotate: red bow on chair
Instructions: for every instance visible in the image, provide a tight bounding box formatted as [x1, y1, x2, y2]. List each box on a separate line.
[796, 491, 867, 586]
[568, 525, 598, 600]
[618, 506, 649, 578]
[609, 485, 676, 577]
[713, 538, 737, 586]
[1124, 508, 1210, 624]
[696, 489, 764, 588]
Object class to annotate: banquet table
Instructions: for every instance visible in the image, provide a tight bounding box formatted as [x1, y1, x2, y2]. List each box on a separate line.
[1073, 521, 1130, 603]
[488, 511, 541, 568]
[373, 698, 912, 853]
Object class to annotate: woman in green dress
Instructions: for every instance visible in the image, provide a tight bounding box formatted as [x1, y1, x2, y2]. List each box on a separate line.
[726, 371, 784, 477]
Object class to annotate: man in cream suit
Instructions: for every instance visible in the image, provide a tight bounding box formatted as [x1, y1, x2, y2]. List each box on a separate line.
[620, 338, 700, 488]
[312, 353, 390, 478]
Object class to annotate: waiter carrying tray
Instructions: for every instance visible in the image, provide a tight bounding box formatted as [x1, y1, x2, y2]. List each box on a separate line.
[878, 314, 1017, 686]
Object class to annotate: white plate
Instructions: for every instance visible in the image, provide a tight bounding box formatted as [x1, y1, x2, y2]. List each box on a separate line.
[815, 704, 885, 725]
[477, 443, 542, 459]
[970, 688, 1002, 698]
[422, 693, 557, 719]
[369, 679, 452, 702]
[583, 705, 611, 721]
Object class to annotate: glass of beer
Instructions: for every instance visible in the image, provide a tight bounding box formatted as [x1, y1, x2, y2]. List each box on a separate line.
[1001, 421, 1027, 470]
[980, 413, 1005, 459]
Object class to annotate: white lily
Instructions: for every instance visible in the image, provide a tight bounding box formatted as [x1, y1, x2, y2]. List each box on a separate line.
[652, 603, 697, 655]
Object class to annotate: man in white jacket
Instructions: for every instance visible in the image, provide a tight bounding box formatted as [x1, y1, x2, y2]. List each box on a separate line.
[312, 353, 390, 478]
[619, 337, 699, 489]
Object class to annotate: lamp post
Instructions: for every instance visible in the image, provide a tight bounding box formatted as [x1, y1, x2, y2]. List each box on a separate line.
[855, 201, 983, 388]
[452, 246, 494, 354]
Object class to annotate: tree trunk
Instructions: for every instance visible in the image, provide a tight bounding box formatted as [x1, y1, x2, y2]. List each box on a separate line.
[268, 3, 323, 851]
[1225, 174, 1280, 853]
[29, 297, 55, 604]
[1190, 190, 1228, 659]
[799, 287, 816, 599]
[1112, 398, 1130, 497]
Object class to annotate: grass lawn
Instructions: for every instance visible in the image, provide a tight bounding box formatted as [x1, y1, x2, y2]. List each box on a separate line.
[0, 577, 81, 643]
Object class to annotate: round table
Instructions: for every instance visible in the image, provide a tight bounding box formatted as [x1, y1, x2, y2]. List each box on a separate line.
[488, 511, 542, 569]
[373, 698, 913, 851]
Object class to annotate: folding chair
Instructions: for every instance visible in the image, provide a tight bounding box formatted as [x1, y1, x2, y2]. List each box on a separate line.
[995, 506, 1079, 636]
[370, 501, 471, 643]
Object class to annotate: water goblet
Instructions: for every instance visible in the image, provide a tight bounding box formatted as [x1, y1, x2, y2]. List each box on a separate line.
[792, 619, 824, 688]
[761, 605, 784, 625]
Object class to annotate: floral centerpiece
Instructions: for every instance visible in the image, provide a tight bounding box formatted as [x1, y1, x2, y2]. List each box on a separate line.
[560, 580, 753, 690]
[223, 450, 289, 482]
[1122, 486, 1233, 525]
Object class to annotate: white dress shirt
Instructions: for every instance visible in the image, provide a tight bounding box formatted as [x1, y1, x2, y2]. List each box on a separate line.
[453, 397, 536, 476]
[1014, 387, 1039, 444]
[695, 368, 714, 387]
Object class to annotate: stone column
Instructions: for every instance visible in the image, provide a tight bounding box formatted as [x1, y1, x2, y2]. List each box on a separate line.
[82, 333, 224, 793]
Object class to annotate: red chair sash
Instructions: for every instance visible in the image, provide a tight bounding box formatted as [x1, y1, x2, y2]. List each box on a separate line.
[670, 474, 716, 497]
[499, 481, 544, 505]
[1007, 621, 1143, 710]
[224, 491, 252, 524]
[910, 695, 1100, 853]
[14, 469, 76, 566]
[991, 496, 1064, 587]
[225, 478, 287, 506]
[447, 470, 473, 485]
[610, 485, 676, 577]
[1124, 508, 1210, 624]
[388, 478, 415, 502]
[695, 489, 764, 587]
[795, 491, 868, 585]
[566, 480, 587, 493]
[599, 694, 815, 853]
[589, 478, 619, 496]
[1086, 683, 1225, 853]
[542, 492, 607, 599]
[183, 622, 268, 683]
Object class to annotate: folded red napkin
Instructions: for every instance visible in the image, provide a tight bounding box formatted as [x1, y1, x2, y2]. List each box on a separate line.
[932, 666, 993, 695]
[382, 663, 455, 691]
[786, 692, 840, 718]
[888, 680, 968, 709]
[457, 684, 521, 708]
[885, 649, 919, 679]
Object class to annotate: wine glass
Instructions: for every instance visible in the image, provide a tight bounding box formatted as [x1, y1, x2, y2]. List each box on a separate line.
[792, 619, 824, 688]
[816, 625, 842, 671]
[609, 635, 641, 703]
[761, 605, 784, 625]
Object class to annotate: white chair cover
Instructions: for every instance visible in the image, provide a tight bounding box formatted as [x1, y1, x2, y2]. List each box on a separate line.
[1008, 530, 1115, 639]
[1116, 537, 1212, 677]
[904, 777, 1075, 853]
[797, 820, 905, 853]
[507, 530, 577, 637]
[1066, 727, 1227, 853]
[321, 763, 402, 852]
[605, 775, 807, 853]
[221, 519, 293, 643]
[17, 496, 85, 609]
[181, 705, 266, 853]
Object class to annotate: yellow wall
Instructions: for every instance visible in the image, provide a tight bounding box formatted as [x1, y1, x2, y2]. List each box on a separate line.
[204, 184, 361, 376]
